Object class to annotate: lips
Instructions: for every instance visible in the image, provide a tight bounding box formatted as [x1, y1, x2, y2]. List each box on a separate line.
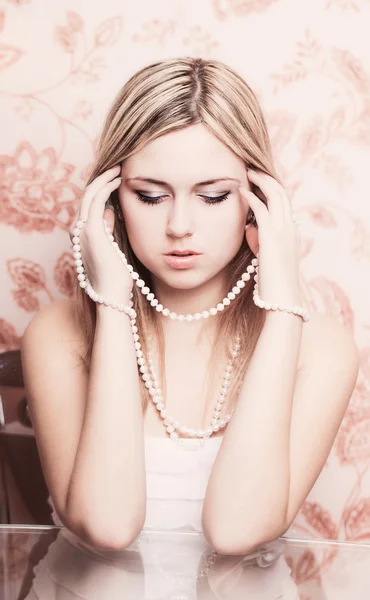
[165, 251, 200, 256]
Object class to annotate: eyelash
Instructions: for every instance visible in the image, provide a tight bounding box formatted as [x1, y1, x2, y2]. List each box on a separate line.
[134, 191, 230, 206]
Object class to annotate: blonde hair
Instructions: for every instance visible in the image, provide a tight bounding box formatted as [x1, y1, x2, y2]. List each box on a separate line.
[73, 57, 282, 424]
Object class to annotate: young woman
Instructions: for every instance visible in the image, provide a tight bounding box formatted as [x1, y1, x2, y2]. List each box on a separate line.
[21, 57, 359, 556]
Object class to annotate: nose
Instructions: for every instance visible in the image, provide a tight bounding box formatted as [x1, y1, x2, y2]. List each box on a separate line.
[166, 198, 195, 238]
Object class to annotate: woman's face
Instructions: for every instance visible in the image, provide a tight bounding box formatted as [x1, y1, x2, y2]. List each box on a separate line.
[118, 123, 252, 291]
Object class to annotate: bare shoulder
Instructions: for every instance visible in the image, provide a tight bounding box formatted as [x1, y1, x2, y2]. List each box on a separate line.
[299, 311, 360, 374]
[22, 298, 87, 361]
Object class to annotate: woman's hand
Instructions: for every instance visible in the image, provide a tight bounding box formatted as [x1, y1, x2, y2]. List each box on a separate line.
[69, 165, 134, 301]
[238, 169, 302, 307]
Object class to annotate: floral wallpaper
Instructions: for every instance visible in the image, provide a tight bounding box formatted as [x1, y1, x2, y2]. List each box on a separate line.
[1, 0, 370, 579]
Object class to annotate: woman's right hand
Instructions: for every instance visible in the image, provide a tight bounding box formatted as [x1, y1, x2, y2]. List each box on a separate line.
[69, 165, 134, 302]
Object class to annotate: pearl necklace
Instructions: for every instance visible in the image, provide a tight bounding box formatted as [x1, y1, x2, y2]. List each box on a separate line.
[71, 217, 310, 444]
[145, 334, 241, 444]
[73, 218, 309, 323]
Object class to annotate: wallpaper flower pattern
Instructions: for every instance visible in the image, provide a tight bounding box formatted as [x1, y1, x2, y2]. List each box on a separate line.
[0, 0, 370, 592]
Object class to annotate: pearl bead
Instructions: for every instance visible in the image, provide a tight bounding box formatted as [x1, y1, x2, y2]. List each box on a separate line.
[185, 314, 194, 321]
[137, 279, 145, 287]
[170, 312, 177, 320]
[237, 280, 245, 288]
[232, 286, 241, 294]
[210, 308, 217, 316]
[216, 303, 224, 311]
[228, 292, 235, 300]
[241, 273, 250, 281]
[150, 299, 158, 306]
[147, 293, 154, 301]
[142, 287, 150, 295]
[201, 311, 210, 318]
[223, 298, 230, 305]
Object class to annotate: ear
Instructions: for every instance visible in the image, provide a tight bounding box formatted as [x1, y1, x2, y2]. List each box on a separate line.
[245, 224, 259, 256]
[103, 206, 116, 233]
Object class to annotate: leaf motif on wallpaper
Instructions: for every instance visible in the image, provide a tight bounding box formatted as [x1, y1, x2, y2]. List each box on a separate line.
[343, 498, 370, 541]
[309, 277, 354, 327]
[0, 43, 24, 72]
[335, 406, 370, 464]
[270, 30, 321, 94]
[95, 16, 123, 47]
[300, 501, 338, 540]
[313, 153, 352, 188]
[71, 100, 93, 121]
[7, 258, 46, 293]
[299, 237, 314, 259]
[183, 27, 219, 56]
[54, 26, 79, 54]
[0, 319, 21, 352]
[54, 252, 76, 297]
[213, 0, 278, 21]
[306, 205, 337, 228]
[66, 10, 84, 32]
[7, 259, 46, 312]
[0, 142, 81, 232]
[326, 107, 346, 136]
[332, 49, 370, 94]
[297, 116, 325, 161]
[12, 288, 40, 312]
[290, 549, 317, 584]
[132, 20, 177, 44]
[351, 217, 370, 260]
[359, 347, 370, 383]
[326, 0, 361, 10]
[266, 110, 297, 154]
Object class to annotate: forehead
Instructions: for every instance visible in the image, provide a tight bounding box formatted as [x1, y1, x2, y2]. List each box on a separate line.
[122, 124, 245, 181]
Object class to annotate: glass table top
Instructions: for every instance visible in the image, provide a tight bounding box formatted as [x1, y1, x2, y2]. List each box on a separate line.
[1, 525, 370, 599]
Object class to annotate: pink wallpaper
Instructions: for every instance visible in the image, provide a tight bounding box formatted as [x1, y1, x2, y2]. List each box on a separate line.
[1, 0, 369, 570]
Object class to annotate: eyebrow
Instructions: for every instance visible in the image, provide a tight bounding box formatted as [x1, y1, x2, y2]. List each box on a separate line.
[125, 176, 241, 188]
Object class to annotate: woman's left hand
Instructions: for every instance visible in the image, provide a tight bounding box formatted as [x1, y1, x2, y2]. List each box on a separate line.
[238, 169, 302, 307]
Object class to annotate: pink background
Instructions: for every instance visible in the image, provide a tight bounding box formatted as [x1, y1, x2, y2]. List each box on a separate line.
[1, 0, 370, 561]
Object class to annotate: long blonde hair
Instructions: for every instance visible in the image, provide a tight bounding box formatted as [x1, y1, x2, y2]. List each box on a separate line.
[73, 57, 282, 422]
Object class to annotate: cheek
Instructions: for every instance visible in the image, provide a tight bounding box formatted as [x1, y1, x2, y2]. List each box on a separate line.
[122, 205, 160, 259]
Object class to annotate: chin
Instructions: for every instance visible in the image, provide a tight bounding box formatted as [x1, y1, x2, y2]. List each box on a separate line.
[150, 267, 211, 291]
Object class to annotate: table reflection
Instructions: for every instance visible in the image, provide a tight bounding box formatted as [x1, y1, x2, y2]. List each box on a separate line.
[2, 526, 370, 599]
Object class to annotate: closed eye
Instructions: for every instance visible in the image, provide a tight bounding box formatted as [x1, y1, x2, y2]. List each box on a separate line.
[134, 191, 231, 206]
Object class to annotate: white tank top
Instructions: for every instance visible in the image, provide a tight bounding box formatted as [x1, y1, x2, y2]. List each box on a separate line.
[47, 435, 223, 533]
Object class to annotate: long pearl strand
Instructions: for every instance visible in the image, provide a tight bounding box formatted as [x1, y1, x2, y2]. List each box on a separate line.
[145, 335, 241, 443]
[70, 217, 310, 443]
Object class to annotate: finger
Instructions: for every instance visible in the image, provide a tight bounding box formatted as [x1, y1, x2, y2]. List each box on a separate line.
[78, 165, 121, 221]
[87, 177, 122, 224]
[238, 185, 268, 229]
[247, 170, 291, 224]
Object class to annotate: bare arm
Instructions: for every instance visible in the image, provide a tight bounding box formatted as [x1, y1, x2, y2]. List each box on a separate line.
[201, 311, 359, 555]
[66, 302, 146, 547]
[21, 299, 146, 550]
